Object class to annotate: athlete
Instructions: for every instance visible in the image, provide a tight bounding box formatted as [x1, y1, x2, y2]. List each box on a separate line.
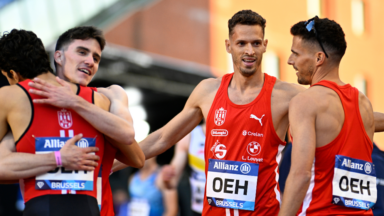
[279, 17, 376, 215]
[137, 10, 305, 216]
[0, 26, 145, 215]
[124, 157, 178, 216]
[0, 29, 111, 216]
[161, 123, 206, 216]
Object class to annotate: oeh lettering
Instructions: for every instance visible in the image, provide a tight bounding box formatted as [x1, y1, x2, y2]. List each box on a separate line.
[339, 176, 371, 195]
[212, 177, 248, 195]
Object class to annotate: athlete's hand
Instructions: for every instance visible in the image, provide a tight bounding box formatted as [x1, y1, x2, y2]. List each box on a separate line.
[60, 134, 99, 171]
[160, 165, 176, 189]
[28, 77, 79, 108]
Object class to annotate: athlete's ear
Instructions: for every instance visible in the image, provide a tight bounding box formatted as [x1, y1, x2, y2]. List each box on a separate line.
[10, 70, 21, 82]
[225, 39, 231, 53]
[54, 50, 64, 66]
[263, 39, 268, 53]
[315, 52, 325, 66]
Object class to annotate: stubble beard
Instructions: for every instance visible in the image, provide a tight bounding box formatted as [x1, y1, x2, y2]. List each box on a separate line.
[297, 66, 314, 85]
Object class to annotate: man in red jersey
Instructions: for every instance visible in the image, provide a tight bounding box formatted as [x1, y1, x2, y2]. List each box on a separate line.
[0, 26, 145, 215]
[279, 17, 376, 216]
[135, 10, 305, 216]
[0, 29, 114, 216]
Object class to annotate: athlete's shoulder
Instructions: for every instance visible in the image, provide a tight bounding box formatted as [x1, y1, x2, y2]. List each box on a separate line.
[97, 85, 127, 102]
[195, 77, 222, 93]
[273, 78, 306, 100]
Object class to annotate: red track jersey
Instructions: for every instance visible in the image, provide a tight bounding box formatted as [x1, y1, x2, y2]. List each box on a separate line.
[297, 80, 374, 216]
[90, 87, 117, 216]
[16, 79, 105, 203]
[203, 73, 286, 216]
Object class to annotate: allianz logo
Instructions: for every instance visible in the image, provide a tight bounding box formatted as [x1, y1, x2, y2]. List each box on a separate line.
[242, 130, 263, 137]
[213, 161, 238, 171]
[341, 158, 363, 171]
[44, 139, 65, 148]
[211, 129, 228, 136]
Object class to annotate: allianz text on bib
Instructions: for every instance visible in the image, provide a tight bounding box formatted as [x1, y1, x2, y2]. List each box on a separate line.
[332, 155, 377, 210]
[206, 159, 258, 211]
[35, 137, 96, 191]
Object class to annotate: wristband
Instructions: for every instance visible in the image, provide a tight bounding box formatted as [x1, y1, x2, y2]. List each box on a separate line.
[54, 151, 63, 167]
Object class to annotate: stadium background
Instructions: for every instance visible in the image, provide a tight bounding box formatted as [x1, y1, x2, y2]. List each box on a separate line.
[0, 0, 383, 215]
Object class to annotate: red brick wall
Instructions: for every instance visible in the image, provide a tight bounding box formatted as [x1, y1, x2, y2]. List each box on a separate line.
[105, 0, 211, 66]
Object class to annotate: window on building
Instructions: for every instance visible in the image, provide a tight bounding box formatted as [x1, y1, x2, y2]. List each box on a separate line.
[307, 0, 322, 18]
[351, 0, 365, 36]
[354, 74, 367, 95]
[262, 51, 280, 79]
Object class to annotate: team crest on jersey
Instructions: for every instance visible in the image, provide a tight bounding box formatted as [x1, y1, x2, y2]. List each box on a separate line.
[247, 141, 261, 156]
[214, 107, 227, 126]
[58, 109, 73, 129]
[211, 140, 227, 159]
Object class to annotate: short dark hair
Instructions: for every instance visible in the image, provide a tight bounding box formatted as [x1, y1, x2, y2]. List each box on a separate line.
[0, 29, 54, 80]
[290, 17, 347, 62]
[228, 10, 266, 36]
[55, 26, 105, 69]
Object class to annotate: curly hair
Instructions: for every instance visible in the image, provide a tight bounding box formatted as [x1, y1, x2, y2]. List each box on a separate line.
[290, 18, 347, 62]
[228, 10, 266, 36]
[0, 29, 54, 80]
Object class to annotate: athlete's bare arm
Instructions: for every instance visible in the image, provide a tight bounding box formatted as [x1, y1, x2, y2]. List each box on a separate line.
[271, 80, 306, 140]
[0, 132, 98, 182]
[159, 133, 190, 189]
[279, 91, 318, 216]
[156, 171, 178, 216]
[96, 85, 144, 168]
[140, 78, 220, 159]
[29, 77, 135, 146]
[29, 78, 145, 167]
[374, 112, 384, 132]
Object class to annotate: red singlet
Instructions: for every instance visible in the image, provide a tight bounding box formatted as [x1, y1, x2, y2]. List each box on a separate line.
[16, 80, 105, 203]
[203, 73, 286, 216]
[297, 80, 374, 215]
[91, 87, 117, 216]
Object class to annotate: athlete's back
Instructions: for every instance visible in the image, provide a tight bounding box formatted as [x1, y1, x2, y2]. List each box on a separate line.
[295, 81, 375, 215]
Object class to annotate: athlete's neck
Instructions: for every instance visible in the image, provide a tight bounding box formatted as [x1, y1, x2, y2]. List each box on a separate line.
[311, 64, 345, 86]
[231, 70, 264, 92]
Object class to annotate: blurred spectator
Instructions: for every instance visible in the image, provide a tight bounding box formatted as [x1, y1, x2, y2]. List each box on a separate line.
[161, 124, 206, 216]
[372, 143, 384, 215]
[117, 157, 178, 216]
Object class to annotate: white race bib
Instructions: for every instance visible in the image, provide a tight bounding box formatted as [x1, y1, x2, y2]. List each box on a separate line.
[129, 198, 150, 216]
[332, 155, 377, 210]
[190, 170, 206, 213]
[206, 159, 258, 211]
[35, 137, 95, 191]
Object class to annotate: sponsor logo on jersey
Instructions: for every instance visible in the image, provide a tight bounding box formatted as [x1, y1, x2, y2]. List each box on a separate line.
[333, 197, 340, 204]
[58, 109, 73, 129]
[250, 114, 265, 126]
[247, 141, 261, 156]
[211, 140, 227, 159]
[211, 129, 228, 136]
[77, 138, 89, 148]
[240, 163, 251, 174]
[214, 108, 227, 126]
[242, 130, 263, 137]
[37, 182, 44, 188]
[364, 162, 372, 174]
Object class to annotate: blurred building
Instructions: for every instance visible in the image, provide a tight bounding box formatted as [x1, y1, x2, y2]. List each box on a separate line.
[1, 0, 384, 214]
